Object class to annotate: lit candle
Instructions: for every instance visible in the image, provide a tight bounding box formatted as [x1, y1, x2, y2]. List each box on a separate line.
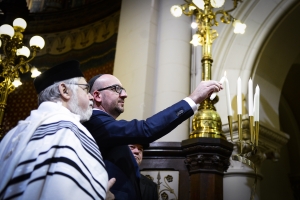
[237, 77, 242, 114]
[248, 78, 253, 116]
[254, 85, 260, 121]
[224, 77, 232, 116]
[210, 71, 226, 100]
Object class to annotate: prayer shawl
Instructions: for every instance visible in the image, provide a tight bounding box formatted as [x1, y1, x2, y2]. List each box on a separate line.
[0, 102, 108, 200]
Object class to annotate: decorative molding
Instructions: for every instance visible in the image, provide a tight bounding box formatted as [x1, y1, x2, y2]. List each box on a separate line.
[182, 138, 233, 174]
[184, 153, 231, 174]
[24, 12, 120, 56]
[182, 144, 232, 155]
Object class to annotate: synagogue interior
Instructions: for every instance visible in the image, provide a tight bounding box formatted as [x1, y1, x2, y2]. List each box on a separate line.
[0, 0, 299, 199]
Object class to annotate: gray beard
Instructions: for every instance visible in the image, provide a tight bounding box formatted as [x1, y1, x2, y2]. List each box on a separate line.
[68, 94, 93, 122]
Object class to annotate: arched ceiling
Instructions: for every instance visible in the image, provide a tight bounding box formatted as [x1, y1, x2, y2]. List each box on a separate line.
[255, 1, 300, 131]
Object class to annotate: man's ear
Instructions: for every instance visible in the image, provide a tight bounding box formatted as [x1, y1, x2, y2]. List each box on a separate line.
[93, 91, 102, 103]
[59, 83, 71, 100]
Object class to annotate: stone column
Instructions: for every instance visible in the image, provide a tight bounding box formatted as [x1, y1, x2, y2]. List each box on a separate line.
[114, 0, 192, 141]
[154, 0, 191, 141]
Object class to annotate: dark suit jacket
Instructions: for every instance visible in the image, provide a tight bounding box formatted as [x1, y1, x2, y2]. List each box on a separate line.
[140, 174, 158, 200]
[83, 100, 193, 200]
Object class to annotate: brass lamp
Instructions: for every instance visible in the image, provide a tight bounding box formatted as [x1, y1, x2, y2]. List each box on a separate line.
[170, 0, 246, 140]
[0, 18, 45, 138]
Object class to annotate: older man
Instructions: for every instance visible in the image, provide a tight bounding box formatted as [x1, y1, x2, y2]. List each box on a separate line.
[0, 60, 112, 200]
[83, 74, 223, 200]
[129, 144, 158, 200]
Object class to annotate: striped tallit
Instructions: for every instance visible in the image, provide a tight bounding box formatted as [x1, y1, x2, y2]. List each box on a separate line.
[0, 102, 108, 200]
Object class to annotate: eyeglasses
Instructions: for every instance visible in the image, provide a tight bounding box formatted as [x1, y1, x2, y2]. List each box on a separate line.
[97, 84, 126, 95]
[69, 83, 90, 94]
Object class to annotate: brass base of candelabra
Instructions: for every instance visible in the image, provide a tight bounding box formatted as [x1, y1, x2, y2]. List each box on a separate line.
[190, 98, 226, 140]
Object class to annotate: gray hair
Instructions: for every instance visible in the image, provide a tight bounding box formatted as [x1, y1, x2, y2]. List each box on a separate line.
[38, 77, 80, 105]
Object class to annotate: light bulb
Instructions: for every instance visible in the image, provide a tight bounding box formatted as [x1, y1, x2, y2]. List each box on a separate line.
[233, 20, 246, 34]
[16, 46, 30, 57]
[30, 36, 45, 49]
[13, 18, 27, 29]
[190, 34, 201, 46]
[210, 0, 225, 8]
[170, 5, 182, 17]
[12, 78, 22, 87]
[31, 67, 41, 78]
[0, 24, 15, 38]
[192, 0, 204, 10]
[191, 22, 198, 29]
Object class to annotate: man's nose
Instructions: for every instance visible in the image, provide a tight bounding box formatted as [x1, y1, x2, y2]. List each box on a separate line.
[132, 147, 139, 153]
[119, 90, 127, 98]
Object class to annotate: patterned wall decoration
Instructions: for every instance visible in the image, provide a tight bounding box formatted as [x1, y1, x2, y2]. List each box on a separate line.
[141, 171, 179, 200]
[44, 13, 118, 55]
[2, 79, 38, 134]
[27, 0, 99, 13]
[1, 10, 120, 135]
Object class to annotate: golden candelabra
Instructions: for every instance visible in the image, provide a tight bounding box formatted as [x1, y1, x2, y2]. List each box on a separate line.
[172, 1, 260, 198]
[170, 0, 246, 139]
[0, 18, 45, 138]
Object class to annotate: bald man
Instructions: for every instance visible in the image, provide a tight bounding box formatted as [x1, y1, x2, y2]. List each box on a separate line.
[83, 74, 222, 200]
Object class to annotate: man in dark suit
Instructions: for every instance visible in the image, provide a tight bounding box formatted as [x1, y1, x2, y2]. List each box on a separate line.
[83, 74, 222, 200]
[129, 144, 158, 200]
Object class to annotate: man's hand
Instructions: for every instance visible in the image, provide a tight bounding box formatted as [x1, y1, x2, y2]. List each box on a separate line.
[189, 80, 223, 104]
[106, 178, 116, 200]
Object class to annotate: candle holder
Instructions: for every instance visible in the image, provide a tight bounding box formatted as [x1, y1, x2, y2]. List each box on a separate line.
[255, 121, 259, 147]
[228, 115, 233, 141]
[231, 116, 261, 200]
[249, 116, 254, 148]
[237, 114, 243, 153]
[231, 115, 260, 171]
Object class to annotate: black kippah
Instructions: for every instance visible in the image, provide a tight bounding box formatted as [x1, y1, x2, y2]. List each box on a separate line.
[88, 74, 103, 92]
[33, 60, 83, 94]
[141, 143, 149, 149]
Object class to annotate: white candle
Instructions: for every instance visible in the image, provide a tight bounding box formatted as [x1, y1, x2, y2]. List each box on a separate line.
[237, 77, 242, 114]
[210, 71, 226, 100]
[254, 85, 260, 121]
[248, 78, 253, 116]
[224, 78, 232, 116]
[253, 93, 256, 119]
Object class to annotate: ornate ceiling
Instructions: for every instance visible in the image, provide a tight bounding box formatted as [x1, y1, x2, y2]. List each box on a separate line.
[0, 0, 121, 34]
